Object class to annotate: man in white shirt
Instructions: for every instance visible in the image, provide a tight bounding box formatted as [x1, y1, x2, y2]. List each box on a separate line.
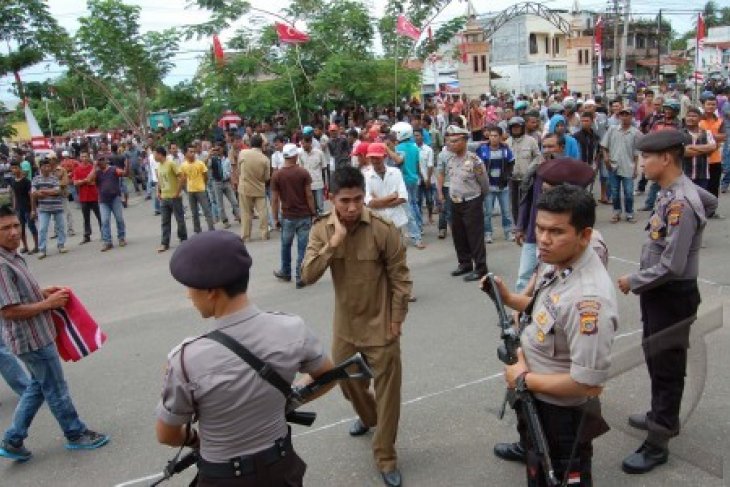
[298, 135, 326, 215]
[271, 135, 285, 173]
[147, 147, 160, 215]
[414, 130, 436, 225]
[364, 142, 409, 230]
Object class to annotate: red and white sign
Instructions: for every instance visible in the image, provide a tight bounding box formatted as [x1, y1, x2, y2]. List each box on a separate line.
[694, 14, 705, 82]
[275, 22, 310, 44]
[24, 99, 53, 154]
[396, 15, 421, 41]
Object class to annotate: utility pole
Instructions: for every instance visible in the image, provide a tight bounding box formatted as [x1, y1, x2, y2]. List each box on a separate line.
[656, 9, 662, 85]
[618, 0, 630, 95]
[611, 0, 620, 94]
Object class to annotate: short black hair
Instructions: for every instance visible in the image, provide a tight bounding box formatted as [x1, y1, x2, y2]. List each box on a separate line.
[0, 205, 17, 219]
[273, 135, 285, 144]
[580, 111, 594, 120]
[537, 184, 596, 232]
[155, 146, 167, 157]
[302, 135, 313, 143]
[250, 134, 264, 148]
[489, 126, 503, 136]
[330, 166, 365, 195]
[222, 278, 249, 298]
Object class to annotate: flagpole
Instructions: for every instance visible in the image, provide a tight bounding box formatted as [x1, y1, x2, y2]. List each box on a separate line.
[285, 51, 303, 129]
[395, 35, 399, 114]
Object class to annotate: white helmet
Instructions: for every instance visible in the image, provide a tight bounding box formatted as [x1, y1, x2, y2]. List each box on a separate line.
[391, 122, 413, 142]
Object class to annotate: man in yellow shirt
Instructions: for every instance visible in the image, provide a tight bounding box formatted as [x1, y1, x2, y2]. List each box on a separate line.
[237, 135, 271, 240]
[180, 145, 215, 233]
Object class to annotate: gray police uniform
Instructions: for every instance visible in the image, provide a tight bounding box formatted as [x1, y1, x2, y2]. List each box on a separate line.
[628, 173, 717, 445]
[447, 149, 489, 275]
[520, 247, 617, 485]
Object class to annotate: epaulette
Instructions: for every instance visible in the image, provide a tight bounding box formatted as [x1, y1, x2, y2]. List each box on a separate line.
[167, 335, 204, 360]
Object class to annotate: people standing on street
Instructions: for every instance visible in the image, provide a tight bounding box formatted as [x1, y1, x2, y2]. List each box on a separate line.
[301, 167, 412, 487]
[9, 163, 38, 255]
[108, 144, 129, 209]
[90, 156, 127, 252]
[681, 107, 716, 189]
[72, 151, 102, 245]
[30, 159, 67, 260]
[414, 130, 436, 226]
[327, 123, 351, 170]
[639, 99, 682, 211]
[364, 143, 409, 235]
[445, 125, 489, 282]
[476, 127, 514, 244]
[617, 130, 718, 475]
[489, 184, 616, 486]
[209, 144, 240, 229]
[0, 205, 109, 461]
[435, 146, 453, 239]
[49, 156, 75, 238]
[154, 147, 187, 253]
[271, 144, 315, 289]
[146, 145, 161, 215]
[507, 116, 541, 225]
[298, 136, 326, 216]
[601, 106, 642, 223]
[698, 95, 726, 206]
[156, 230, 336, 486]
[181, 146, 215, 234]
[238, 135, 271, 241]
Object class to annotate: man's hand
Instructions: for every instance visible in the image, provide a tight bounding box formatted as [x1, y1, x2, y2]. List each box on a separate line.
[42, 286, 65, 298]
[617, 275, 632, 295]
[504, 348, 529, 389]
[389, 321, 403, 339]
[513, 230, 525, 247]
[44, 289, 70, 310]
[480, 274, 511, 306]
[329, 212, 347, 248]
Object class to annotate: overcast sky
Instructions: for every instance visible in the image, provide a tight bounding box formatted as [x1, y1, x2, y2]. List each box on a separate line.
[1, 0, 695, 106]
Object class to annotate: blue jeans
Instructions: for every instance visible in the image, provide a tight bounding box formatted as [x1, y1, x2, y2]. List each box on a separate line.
[0, 334, 29, 396]
[516, 242, 538, 293]
[484, 187, 513, 237]
[100, 196, 126, 244]
[417, 183, 435, 215]
[406, 182, 422, 244]
[311, 189, 324, 215]
[438, 187, 452, 230]
[207, 178, 219, 221]
[38, 210, 66, 253]
[721, 141, 730, 189]
[609, 172, 635, 216]
[148, 180, 161, 213]
[4, 343, 86, 445]
[644, 182, 660, 209]
[279, 218, 311, 280]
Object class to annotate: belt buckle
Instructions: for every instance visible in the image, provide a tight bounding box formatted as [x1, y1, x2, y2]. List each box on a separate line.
[451, 196, 462, 203]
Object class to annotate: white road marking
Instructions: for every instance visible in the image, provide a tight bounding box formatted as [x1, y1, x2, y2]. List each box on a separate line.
[609, 255, 723, 288]
[114, 473, 162, 487]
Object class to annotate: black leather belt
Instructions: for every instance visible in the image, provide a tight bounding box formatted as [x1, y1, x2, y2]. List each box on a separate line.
[197, 431, 292, 479]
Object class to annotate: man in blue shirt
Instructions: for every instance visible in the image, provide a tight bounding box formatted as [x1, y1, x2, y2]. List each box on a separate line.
[476, 127, 515, 244]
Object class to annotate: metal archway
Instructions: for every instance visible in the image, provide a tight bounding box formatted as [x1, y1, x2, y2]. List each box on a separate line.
[479, 2, 574, 39]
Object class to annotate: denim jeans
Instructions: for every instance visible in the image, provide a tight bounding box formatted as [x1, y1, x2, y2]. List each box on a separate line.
[213, 181, 240, 222]
[311, 189, 324, 215]
[279, 217, 311, 280]
[484, 186, 513, 237]
[516, 242, 538, 293]
[206, 178, 219, 221]
[4, 343, 86, 445]
[722, 141, 730, 189]
[188, 191, 215, 233]
[405, 182, 422, 244]
[417, 183, 435, 214]
[149, 181, 161, 213]
[38, 210, 66, 253]
[0, 334, 29, 396]
[438, 187, 452, 230]
[100, 196, 126, 244]
[609, 172, 635, 216]
[644, 182, 660, 209]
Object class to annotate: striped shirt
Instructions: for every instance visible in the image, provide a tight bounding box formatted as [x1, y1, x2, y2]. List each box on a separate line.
[31, 174, 64, 212]
[0, 247, 56, 355]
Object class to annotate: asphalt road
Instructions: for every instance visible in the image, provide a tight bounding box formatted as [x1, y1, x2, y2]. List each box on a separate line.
[0, 190, 728, 487]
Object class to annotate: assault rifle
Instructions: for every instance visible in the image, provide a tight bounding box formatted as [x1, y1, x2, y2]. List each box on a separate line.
[150, 352, 373, 486]
[483, 273, 559, 487]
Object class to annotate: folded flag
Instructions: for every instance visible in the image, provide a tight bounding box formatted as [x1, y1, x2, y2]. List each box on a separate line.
[52, 290, 107, 362]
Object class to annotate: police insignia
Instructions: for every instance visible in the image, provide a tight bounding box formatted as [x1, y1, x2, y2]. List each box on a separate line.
[667, 201, 683, 226]
[650, 230, 660, 240]
[576, 300, 601, 311]
[551, 294, 560, 305]
[579, 311, 598, 335]
[537, 329, 546, 343]
[535, 310, 548, 326]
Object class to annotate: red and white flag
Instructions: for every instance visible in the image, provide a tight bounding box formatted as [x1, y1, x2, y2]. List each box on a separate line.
[694, 14, 705, 82]
[396, 14, 421, 41]
[275, 22, 310, 44]
[212, 35, 225, 65]
[594, 17, 605, 86]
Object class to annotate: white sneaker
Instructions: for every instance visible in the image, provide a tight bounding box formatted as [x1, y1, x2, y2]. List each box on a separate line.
[485, 233, 493, 244]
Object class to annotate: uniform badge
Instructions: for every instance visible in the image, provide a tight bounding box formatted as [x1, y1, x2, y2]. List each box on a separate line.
[579, 311, 598, 335]
[551, 294, 560, 305]
[537, 329, 546, 343]
[464, 160, 473, 171]
[576, 300, 601, 312]
[650, 230, 660, 240]
[667, 201, 683, 226]
[535, 310, 548, 326]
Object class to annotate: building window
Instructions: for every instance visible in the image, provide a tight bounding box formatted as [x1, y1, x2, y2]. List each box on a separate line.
[578, 50, 583, 64]
[481, 54, 487, 72]
[636, 35, 646, 49]
[627, 34, 634, 47]
[473, 55, 479, 73]
[584, 49, 590, 64]
[529, 33, 538, 54]
[553, 37, 560, 55]
[545, 36, 549, 54]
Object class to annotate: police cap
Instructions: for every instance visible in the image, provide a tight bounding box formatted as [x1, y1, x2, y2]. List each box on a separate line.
[170, 231, 252, 289]
[446, 125, 469, 136]
[538, 157, 595, 188]
[636, 129, 690, 153]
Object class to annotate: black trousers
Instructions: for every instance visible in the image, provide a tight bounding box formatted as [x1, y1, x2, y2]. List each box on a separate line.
[707, 163, 722, 198]
[639, 280, 700, 444]
[161, 197, 188, 246]
[509, 178, 521, 225]
[637, 172, 648, 192]
[80, 201, 102, 238]
[451, 195, 487, 273]
[197, 450, 306, 487]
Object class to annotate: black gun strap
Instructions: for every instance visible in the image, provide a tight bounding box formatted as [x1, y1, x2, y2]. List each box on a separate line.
[206, 330, 291, 398]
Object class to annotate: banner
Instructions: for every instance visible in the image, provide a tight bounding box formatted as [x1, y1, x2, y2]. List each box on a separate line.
[694, 14, 705, 82]
[275, 22, 310, 44]
[396, 14, 421, 41]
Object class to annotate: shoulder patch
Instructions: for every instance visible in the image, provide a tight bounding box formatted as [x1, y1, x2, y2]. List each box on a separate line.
[579, 311, 599, 335]
[667, 201, 684, 226]
[576, 300, 601, 312]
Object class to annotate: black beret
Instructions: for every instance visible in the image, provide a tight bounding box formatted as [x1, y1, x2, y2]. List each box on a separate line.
[636, 129, 690, 153]
[170, 231, 252, 289]
[538, 158, 595, 188]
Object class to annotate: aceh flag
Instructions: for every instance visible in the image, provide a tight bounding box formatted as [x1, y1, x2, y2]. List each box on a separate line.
[275, 22, 310, 44]
[396, 14, 421, 41]
[694, 14, 705, 82]
[212, 35, 225, 65]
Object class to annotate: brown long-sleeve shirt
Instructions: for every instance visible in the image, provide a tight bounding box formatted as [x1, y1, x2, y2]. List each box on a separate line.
[301, 209, 412, 347]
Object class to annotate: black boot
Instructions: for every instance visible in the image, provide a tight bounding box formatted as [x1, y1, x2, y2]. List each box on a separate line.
[622, 441, 668, 474]
[493, 442, 526, 463]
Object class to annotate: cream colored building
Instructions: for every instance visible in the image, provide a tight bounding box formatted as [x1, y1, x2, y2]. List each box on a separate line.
[457, 10, 491, 98]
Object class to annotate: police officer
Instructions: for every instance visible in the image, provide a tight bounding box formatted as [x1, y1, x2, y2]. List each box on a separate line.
[488, 184, 617, 486]
[617, 130, 718, 474]
[156, 230, 337, 486]
[446, 125, 490, 282]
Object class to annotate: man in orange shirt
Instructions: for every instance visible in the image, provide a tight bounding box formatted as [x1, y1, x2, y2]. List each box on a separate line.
[699, 95, 726, 211]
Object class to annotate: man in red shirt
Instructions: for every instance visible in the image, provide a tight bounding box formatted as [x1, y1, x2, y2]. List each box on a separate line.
[72, 151, 101, 244]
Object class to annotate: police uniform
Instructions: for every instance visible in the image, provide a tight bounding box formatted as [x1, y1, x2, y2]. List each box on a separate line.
[623, 130, 718, 473]
[446, 125, 490, 281]
[156, 231, 328, 486]
[520, 247, 617, 486]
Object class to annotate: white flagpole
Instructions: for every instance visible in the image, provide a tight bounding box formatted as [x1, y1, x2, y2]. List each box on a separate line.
[395, 35, 399, 113]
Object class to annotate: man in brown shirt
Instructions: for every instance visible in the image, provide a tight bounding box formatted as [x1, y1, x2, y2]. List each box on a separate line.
[237, 135, 270, 240]
[301, 167, 412, 487]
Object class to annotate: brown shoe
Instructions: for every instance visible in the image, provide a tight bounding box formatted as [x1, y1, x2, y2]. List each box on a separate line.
[157, 245, 169, 253]
[101, 244, 113, 252]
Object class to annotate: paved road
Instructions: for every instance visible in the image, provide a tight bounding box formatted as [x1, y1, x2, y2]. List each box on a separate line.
[0, 191, 728, 487]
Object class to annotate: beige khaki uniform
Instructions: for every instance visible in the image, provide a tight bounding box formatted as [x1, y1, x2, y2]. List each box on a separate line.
[237, 148, 270, 240]
[301, 209, 412, 471]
